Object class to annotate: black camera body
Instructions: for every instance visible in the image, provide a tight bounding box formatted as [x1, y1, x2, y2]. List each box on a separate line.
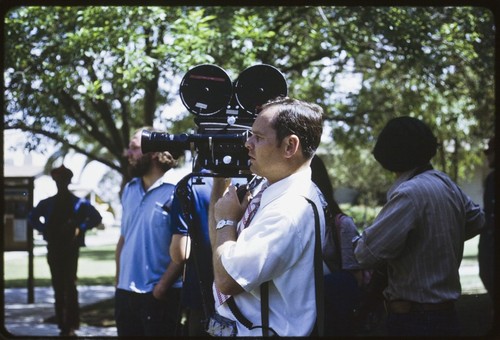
[141, 64, 287, 176]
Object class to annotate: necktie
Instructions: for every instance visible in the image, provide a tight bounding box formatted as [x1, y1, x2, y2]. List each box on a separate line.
[215, 181, 268, 306]
[238, 183, 267, 233]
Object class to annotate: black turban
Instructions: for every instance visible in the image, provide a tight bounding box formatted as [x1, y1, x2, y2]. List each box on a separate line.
[373, 116, 438, 172]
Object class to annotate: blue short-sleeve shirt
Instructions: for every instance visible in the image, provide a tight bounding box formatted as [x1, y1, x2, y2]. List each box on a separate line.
[118, 175, 187, 293]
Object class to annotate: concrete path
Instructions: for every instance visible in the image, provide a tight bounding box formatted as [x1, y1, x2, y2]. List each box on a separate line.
[3, 285, 117, 338]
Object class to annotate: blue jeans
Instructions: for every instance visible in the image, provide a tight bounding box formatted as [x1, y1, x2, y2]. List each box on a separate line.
[115, 288, 181, 336]
[387, 307, 460, 336]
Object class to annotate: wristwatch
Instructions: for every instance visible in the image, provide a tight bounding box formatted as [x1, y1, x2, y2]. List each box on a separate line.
[216, 219, 235, 230]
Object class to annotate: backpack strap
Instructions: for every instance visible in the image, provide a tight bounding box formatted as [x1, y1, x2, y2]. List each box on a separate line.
[332, 212, 344, 268]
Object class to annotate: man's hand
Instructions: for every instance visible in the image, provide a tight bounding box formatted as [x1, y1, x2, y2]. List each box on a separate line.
[214, 185, 248, 223]
[152, 281, 169, 301]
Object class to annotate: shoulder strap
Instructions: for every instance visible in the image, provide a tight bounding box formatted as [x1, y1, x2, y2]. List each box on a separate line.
[161, 184, 176, 212]
[227, 296, 254, 330]
[304, 197, 325, 337]
[226, 282, 270, 336]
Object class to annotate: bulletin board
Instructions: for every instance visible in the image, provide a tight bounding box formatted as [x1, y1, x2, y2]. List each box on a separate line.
[4, 178, 34, 251]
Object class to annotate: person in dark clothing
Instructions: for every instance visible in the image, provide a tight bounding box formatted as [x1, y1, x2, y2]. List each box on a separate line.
[310, 155, 363, 336]
[354, 117, 484, 337]
[170, 173, 215, 336]
[171, 164, 248, 336]
[28, 165, 102, 336]
[478, 136, 495, 333]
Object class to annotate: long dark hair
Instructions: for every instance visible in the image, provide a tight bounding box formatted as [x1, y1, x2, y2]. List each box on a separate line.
[311, 154, 343, 216]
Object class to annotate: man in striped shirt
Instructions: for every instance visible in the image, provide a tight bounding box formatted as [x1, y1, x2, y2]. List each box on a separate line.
[354, 116, 485, 336]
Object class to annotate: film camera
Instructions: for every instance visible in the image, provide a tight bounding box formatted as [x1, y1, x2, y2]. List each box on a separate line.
[141, 64, 287, 176]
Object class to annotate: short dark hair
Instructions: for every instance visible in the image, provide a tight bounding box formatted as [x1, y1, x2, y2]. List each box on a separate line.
[258, 97, 324, 159]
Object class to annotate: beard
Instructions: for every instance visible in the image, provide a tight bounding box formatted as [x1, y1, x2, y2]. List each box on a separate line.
[127, 154, 153, 178]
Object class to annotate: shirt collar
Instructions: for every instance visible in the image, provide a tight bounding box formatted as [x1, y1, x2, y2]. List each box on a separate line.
[387, 165, 432, 198]
[130, 170, 177, 193]
[260, 167, 313, 205]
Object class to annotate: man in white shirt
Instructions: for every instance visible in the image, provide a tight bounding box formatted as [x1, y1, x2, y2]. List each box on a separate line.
[209, 97, 326, 336]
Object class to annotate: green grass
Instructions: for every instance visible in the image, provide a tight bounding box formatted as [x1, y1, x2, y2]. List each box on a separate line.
[4, 244, 116, 288]
[4, 236, 481, 286]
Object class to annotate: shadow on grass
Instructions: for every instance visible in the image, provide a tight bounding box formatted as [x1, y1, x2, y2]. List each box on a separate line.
[44, 298, 116, 328]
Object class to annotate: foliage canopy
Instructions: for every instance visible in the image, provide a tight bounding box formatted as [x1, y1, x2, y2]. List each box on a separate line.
[3, 5, 495, 204]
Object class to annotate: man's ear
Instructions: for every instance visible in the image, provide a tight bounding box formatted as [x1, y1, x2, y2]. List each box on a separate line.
[283, 134, 300, 158]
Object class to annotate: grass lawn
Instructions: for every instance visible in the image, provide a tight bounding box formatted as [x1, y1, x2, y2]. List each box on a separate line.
[4, 235, 483, 291]
[4, 244, 116, 288]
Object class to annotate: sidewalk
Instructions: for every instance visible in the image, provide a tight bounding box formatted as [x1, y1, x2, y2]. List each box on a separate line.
[3, 286, 116, 338]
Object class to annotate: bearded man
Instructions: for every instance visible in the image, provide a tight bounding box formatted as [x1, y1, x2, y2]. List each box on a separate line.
[114, 127, 188, 336]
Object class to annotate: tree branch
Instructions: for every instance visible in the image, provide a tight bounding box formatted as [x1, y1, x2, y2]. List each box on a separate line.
[6, 122, 121, 171]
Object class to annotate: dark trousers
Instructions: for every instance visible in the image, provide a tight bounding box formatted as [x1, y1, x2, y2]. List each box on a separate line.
[47, 242, 80, 332]
[115, 287, 182, 336]
[324, 271, 360, 336]
[386, 307, 460, 336]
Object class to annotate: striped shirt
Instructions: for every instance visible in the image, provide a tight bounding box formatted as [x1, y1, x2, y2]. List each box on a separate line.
[354, 168, 484, 303]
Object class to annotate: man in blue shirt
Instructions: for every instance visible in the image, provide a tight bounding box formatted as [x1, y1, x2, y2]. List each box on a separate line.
[114, 127, 188, 336]
[170, 173, 214, 336]
[28, 164, 102, 336]
[171, 167, 249, 336]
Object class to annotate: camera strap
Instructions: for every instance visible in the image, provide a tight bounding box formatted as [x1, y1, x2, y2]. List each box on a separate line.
[226, 282, 270, 336]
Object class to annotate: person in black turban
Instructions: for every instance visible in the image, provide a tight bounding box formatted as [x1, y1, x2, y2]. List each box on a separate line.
[354, 116, 485, 337]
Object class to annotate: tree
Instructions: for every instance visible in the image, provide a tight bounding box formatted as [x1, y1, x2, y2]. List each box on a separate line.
[4, 6, 220, 187]
[4, 5, 495, 205]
